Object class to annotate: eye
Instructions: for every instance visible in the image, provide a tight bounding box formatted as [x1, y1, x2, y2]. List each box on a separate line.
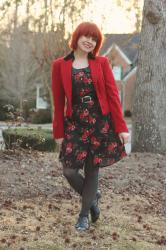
[92, 37, 97, 42]
[85, 35, 97, 42]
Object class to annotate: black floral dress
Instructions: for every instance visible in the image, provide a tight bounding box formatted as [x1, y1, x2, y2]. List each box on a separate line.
[59, 66, 127, 169]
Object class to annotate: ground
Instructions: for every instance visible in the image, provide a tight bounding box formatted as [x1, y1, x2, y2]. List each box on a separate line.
[0, 148, 166, 250]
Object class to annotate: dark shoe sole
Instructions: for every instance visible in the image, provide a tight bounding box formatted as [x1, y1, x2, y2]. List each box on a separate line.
[90, 209, 100, 223]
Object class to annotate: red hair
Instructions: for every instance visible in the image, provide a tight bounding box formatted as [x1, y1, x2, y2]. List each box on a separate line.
[69, 22, 104, 56]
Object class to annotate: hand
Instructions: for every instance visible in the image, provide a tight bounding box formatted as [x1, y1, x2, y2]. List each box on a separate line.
[55, 138, 64, 145]
[55, 138, 64, 152]
[118, 132, 129, 144]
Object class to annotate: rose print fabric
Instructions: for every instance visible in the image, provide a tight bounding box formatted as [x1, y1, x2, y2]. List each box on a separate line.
[59, 66, 127, 169]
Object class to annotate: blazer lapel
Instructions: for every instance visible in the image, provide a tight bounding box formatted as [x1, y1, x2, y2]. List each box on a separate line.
[88, 59, 100, 89]
[60, 59, 72, 102]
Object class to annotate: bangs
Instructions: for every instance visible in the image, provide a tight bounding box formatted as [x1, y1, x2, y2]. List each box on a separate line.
[79, 26, 100, 41]
[69, 22, 104, 56]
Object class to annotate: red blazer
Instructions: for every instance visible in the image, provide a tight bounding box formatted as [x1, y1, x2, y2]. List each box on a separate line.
[51, 52, 128, 139]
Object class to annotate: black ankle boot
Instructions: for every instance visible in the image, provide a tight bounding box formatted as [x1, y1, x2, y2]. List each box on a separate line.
[75, 215, 90, 231]
[90, 190, 101, 223]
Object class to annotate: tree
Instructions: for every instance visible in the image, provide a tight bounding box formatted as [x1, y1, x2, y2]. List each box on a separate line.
[116, 0, 143, 32]
[132, 0, 166, 153]
[0, 0, 91, 117]
[0, 24, 39, 110]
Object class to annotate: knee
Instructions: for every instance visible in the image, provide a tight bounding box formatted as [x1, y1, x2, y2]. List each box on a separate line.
[63, 167, 69, 178]
[63, 167, 76, 180]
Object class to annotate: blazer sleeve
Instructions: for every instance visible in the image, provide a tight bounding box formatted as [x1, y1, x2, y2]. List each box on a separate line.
[51, 59, 65, 139]
[103, 57, 128, 133]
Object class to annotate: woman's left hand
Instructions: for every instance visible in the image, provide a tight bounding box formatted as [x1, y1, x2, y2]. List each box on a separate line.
[118, 132, 130, 144]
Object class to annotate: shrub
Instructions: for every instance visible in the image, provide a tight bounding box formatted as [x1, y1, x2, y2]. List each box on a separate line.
[29, 109, 52, 124]
[2, 128, 56, 152]
[0, 103, 25, 122]
[0, 109, 7, 121]
[0, 103, 15, 121]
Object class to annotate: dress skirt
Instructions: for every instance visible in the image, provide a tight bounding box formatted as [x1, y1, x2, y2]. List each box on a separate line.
[59, 66, 127, 169]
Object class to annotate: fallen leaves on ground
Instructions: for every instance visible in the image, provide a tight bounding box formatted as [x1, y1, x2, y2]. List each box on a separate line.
[0, 149, 166, 250]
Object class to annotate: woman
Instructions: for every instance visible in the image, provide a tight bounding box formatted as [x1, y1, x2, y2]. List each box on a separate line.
[51, 22, 129, 232]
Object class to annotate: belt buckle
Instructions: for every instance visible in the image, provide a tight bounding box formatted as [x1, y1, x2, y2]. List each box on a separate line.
[82, 96, 92, 103]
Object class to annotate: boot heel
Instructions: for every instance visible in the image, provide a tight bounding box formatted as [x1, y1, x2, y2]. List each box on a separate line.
[90, 190, 101, 223]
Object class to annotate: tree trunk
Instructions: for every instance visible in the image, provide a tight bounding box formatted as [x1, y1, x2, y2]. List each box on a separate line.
[132, 0, 166, 153]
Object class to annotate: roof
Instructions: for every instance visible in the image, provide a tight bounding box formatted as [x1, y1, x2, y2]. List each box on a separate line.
[123, 66, 137, 81]
[103, 43, 132, 65]
[100, 33, 140, 62]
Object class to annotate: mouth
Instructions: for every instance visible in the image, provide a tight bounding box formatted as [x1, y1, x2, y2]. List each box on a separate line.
[83, 42, 93, 49]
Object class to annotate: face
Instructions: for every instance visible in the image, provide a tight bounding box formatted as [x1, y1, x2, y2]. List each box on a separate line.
[77, 35, 97, 53]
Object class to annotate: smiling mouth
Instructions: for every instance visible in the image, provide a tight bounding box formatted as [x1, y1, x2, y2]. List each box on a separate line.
[83, 43, 93, 49]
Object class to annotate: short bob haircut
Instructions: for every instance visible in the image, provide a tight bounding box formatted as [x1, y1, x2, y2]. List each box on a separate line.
[69, 22, 104, 56]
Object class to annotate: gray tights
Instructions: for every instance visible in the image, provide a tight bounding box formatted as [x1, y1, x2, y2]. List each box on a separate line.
[63, 152, 99, 217]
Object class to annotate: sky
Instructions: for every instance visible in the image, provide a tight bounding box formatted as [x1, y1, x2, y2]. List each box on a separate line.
[82, 0, 144, 34]
[0, 0, 144, 34]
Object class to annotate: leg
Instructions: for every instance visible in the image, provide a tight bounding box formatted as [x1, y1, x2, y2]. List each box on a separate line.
[63, 156, 100, 225]
[79, 152, 99, 217]
[63, 166, 84, 195]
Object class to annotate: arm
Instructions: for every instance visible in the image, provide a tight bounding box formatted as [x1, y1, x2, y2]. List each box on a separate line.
[103, 57, 128, 133]
[51, 59, 65, 139]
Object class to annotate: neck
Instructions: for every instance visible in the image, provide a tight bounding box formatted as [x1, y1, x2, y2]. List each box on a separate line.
[74, 48, 88, 59]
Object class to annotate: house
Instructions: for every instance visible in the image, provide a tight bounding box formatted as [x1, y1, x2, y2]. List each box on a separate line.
[36, 83, 49, 109]
[100, 33, 140, 115]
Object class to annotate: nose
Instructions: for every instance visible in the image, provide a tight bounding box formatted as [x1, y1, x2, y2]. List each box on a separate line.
[86, 36, 93, 43]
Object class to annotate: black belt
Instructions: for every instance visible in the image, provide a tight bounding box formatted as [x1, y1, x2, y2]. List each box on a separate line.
[72, 95, 98, 105]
